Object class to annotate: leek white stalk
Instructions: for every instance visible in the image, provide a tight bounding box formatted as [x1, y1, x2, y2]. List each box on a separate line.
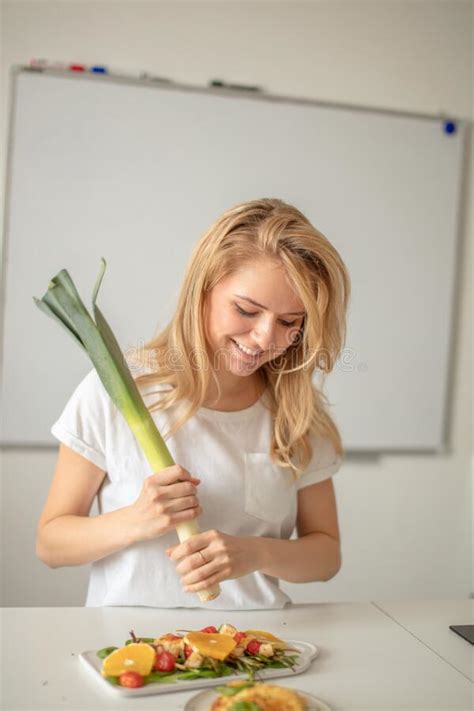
[34, 258, 220, 603]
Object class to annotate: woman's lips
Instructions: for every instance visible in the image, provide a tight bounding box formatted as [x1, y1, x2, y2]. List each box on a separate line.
[230, 338, 262, 362]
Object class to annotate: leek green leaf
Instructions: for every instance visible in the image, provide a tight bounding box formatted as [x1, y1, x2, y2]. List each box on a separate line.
[34, 259, 220, 602]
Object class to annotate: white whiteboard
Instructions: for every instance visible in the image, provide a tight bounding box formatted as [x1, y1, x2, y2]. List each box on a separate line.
[0, 68, 466, 450]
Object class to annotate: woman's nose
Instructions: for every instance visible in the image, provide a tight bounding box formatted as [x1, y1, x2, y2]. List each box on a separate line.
[252, 318, 278, 352]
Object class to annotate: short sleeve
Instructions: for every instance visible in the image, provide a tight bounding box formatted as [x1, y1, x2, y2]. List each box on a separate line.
[50, 369, 110, 471]
[295, 433, 343, 491]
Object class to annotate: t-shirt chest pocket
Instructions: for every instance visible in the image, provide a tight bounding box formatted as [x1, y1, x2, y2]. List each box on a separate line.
[244, 452, 295, 524]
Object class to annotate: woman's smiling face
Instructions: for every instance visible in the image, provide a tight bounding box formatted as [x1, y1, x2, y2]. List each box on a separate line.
[204, 259, 306, 376]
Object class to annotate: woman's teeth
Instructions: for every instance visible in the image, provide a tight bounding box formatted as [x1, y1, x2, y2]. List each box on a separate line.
[231, 339, 261, 357]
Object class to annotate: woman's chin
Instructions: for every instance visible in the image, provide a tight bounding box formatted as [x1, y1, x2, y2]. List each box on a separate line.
[228, 355, 259, 373]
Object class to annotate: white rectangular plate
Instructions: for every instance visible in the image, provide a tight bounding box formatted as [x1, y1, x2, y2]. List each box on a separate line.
[78, 640, 318, 697]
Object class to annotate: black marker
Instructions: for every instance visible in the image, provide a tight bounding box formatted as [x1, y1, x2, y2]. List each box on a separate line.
[209, 79, 262, 92]
[140, 72, 173, 84]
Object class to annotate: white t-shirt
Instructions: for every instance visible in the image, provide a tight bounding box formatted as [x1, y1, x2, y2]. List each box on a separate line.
[51, 369, 342, 609]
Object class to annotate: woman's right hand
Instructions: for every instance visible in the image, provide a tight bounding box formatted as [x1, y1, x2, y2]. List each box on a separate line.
[125, 465, 202, 543]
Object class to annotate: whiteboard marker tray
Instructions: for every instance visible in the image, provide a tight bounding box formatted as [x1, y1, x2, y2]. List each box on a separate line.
[79, 640, 318, 697]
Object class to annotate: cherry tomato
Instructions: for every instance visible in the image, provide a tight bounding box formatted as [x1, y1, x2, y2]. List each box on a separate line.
[233, 632, 246, 645]
[200, 626, 218, 634]
[246, 639, 262, 655]
[153, 650, 176, 672]
[119, 671, 144, 688]
[184, 644, 193, 658]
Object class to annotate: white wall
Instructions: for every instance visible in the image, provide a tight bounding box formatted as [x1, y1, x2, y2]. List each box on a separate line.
[1, 0, 472, 607]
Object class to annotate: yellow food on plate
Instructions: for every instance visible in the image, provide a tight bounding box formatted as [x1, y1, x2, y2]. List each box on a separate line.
[244, 629, 287, 650]
[101, 642, 156, 677]
[185, 631, 237, 660]
[210, 682, 307, 710]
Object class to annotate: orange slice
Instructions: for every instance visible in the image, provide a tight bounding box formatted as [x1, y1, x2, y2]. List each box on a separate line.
[185, 631, 237, 660]
[244, 630, 287, 650]
[101, 642, 156, 677]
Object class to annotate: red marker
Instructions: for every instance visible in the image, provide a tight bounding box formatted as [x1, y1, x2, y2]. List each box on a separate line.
[69, 64, 86, 72]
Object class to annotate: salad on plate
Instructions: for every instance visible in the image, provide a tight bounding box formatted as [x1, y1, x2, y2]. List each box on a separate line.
[97, 624, 301, 689]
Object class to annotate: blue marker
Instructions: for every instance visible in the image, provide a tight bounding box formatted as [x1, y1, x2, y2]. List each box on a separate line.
[443, 120, 456, 135]
[90, 65, 108, 74]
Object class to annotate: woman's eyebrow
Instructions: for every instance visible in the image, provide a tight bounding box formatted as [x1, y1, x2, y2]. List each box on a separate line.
[234, 294, 306, 315]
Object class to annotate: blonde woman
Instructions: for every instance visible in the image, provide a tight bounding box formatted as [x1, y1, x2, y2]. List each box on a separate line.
[36, 198, 350, 609]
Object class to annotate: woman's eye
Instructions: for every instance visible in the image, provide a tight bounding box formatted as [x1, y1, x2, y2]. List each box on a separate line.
[235, 305, 297, 328]
[235, 305, 257, 317]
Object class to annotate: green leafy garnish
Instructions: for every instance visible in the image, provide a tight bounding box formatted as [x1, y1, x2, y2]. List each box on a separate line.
[176, 669, 221, 679]
[96, 646, 118, 659]
[229, 702, 262, 711]
[205, 662, 235, 677]
[253, 653, 297, 669]
[214, 682, 255, 696]
[143, 672, 180, 685]
[103, 675, 119, 686]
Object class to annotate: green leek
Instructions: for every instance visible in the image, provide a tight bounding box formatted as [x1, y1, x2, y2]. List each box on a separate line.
[34, 258, 220, 603]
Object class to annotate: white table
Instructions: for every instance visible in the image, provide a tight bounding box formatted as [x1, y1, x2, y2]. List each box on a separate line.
[373, 599, 472, 681]
[1, 601, 472, 710]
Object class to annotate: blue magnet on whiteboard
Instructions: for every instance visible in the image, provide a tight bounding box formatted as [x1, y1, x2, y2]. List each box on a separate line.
[443, 120, 456, 134]
[90, 65, 108, 74]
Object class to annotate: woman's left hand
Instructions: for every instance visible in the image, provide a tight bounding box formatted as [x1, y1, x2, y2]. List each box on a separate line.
[165, 529, 262, 593]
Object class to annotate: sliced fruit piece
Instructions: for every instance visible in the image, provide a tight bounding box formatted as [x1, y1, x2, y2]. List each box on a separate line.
[101, 642, 156, 677]
[185, 631, 237, 660]
[243, 629, 287, 650]
[153, 650, 176, 672]
[218, 623, 238, 636]
[119, 671, 144, 688]
[245, 639, 262, 655]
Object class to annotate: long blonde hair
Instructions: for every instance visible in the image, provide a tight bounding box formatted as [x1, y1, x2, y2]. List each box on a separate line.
[133, 198, 350, 477]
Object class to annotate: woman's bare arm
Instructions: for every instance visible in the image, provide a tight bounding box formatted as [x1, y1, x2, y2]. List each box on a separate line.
[36, 444, 202, 568]
[36, 444, 134, 567]
[166, 477, 341, 591]
[256, 477, 342, 583]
